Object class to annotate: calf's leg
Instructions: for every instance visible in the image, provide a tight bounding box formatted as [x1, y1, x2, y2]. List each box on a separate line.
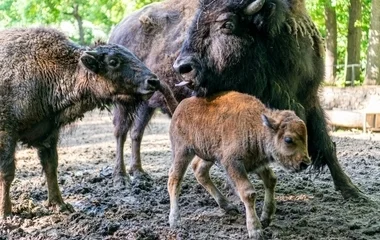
[0, 131, 16, 218]
[223, 159, 262, 239]
[37, 131, 73, 212]
[191, 157, 238, 214]
[256, 166, 277, 228]
[168, 149, 194, 228]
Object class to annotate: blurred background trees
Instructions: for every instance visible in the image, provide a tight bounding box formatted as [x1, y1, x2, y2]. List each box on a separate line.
[0, 0, 378, 86]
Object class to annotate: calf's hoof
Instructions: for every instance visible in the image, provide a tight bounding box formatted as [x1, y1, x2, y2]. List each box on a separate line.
[0, 211, 12, 220]
[169, 212, 180, 229]
[221, 203, 239, 215]
[248, 229, 263, 240]
[0, 205, 12, 219]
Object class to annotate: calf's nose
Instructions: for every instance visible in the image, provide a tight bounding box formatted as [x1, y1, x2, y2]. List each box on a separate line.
[299, 162, 309, 171]
[146, 76, 160, 90]
[299, 155, 312, 171]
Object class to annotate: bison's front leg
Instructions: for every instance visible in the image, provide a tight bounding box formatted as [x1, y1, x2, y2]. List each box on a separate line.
[307, 105, 365, 200]
[191, 157, 238, 214]
[37, 132, 73, 213]
[223, 159, 262, 239]
[113, 102, 133, 187]
[256, 166, 277, 228]
[0, 131, 16, 218]
[128, 103, 155, 183]
[113, 102, 155, 187]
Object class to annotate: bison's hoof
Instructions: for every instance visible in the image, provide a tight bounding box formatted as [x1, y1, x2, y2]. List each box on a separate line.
[260, 213, 273, 228]
[248, 229, 263, 239]
[113, 174, 131, 188]
[130, 171, 153, 191]
[47, 201, 75, 214]
[59, 203, 75, 213]
[130, 170, 152, 182]
[260, 217, 272, 229]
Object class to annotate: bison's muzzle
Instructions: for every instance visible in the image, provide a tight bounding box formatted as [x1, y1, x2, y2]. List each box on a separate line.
[137, 76, 161, 99]
[173, 55, 198, 88]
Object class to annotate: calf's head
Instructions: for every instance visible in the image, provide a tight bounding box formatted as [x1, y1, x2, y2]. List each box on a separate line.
[173, 0, 289, 96]
[80, 44, 160, 101]
[262, 110, 311, 172]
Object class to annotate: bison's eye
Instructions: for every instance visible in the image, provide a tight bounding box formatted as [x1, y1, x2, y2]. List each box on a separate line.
[108, 58, 119, 68]
[284, 137, 293, 144]
[222, 21, 235, 33]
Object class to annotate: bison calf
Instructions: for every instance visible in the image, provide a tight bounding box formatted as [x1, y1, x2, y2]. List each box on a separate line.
[0, 27, 161, 217]
[168, 91, 311, 239]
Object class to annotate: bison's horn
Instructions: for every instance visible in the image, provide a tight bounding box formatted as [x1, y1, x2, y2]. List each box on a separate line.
[83, 50, 99, 57]
[244, 0, 265, 15]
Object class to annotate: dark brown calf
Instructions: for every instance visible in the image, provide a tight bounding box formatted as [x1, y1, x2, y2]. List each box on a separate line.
[0, 27, 161, 217]
[168, 91, 311, 239]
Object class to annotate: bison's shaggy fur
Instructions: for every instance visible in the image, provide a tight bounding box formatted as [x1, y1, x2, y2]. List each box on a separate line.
[0, 27, 161, 217]
[173, 0, 363, 199]
[168, 91, 311, 239]
[108, 0, 195, 185]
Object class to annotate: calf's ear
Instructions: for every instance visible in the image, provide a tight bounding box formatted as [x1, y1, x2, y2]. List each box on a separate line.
[81, 51, 100, 73]
[261, 114, 279, 131]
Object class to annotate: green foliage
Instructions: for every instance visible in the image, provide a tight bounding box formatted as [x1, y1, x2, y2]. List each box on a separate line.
[0, 0, 161, 44]
[306, 0, 371, 85]
[0, 0, 373, 84]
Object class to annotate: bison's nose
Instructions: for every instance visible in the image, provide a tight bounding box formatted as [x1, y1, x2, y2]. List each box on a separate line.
[173, 56, 194, 74]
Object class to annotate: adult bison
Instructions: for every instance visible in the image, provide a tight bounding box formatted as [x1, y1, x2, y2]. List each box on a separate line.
[173, 0, 362, 199]
[108, 0, 194, 185]
[0, 27, 168, 217]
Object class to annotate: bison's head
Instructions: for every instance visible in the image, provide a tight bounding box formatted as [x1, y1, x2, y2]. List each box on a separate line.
[262, 110, 311, 172]
[173, 0, 292, 97]
[80, 44, 160, 102]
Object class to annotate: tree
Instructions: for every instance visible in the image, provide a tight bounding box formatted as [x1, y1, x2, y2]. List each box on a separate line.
[345, 0, 362, 86]
[364, 0, 380, 85]
[324, 0, 338, 84]
[0, 0, 127, 45]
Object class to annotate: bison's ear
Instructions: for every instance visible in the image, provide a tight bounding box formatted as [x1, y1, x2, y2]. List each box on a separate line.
[81, 51, 100, 73]
[261, 114, 279, 131]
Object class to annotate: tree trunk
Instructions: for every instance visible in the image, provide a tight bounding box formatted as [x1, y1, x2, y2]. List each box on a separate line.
[72, 4, 85, 45]
[324, 0, 338, 85]
[345, 0, 362, 86]
[364, 0, 380, 85]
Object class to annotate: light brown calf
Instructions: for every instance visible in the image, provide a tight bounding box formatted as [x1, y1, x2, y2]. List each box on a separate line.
[168, 91, 311, 239]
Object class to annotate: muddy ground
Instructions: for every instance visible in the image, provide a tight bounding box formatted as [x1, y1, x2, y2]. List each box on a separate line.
[1, 110, 379, 240]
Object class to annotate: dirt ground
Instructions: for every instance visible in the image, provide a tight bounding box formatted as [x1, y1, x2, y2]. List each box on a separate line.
[1, 110, 379, 240]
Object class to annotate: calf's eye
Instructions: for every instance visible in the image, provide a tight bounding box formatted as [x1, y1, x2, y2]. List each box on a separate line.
[109, 59, 119, 67]
[284, 137, 293, 144]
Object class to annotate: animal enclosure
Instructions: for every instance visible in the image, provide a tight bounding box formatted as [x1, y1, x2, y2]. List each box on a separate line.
[0, 110, 379, 239]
